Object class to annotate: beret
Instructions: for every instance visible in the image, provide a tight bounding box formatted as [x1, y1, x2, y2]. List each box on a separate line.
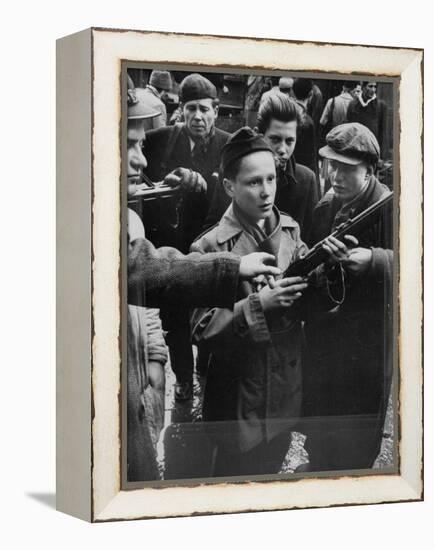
[319, 122, 380, 164]
[149, 70, 172, 91]
[179, 73, 217, 103]
[220, 126, 273, 176]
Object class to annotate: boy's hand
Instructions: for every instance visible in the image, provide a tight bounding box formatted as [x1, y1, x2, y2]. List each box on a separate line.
[322, 235, 372, 276]
[258, 276, 308, 312]
[239, 253, 281, 280]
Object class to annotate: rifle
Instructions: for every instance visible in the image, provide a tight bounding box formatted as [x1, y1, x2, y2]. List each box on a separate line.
[283, 191, 393, 278]
[127, 180, 180, 206]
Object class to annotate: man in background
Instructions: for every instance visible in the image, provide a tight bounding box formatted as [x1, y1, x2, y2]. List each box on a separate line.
[347, 81, 387, 153]
[143, 73, 230, 401]
[291, 78, 318, 178]
[140, 70, 172, 130]
[319, 80, 359, 132]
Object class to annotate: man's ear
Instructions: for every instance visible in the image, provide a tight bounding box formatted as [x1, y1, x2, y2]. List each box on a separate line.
[223, 178, 235, 198]
[253, 126, 259, 133]
[366, 164, 374, 177]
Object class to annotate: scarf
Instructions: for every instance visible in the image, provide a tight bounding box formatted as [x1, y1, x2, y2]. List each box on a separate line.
[190, 127, 216, 170]
[357, 93, 377, 108]
[332, 176, 375, 230]
[232, 201, 281, 264]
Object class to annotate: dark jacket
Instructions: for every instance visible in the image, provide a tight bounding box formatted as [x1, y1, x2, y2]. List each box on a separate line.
[191, 206, 308, 453]
[303, 177, 393, 435]
[143, 124, 230, 252]
[204, 156, 318, 241]
[346, 97, 387, 154]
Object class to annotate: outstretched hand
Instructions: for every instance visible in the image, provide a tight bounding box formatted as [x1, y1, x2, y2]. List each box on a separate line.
[239, 252, 281, 280]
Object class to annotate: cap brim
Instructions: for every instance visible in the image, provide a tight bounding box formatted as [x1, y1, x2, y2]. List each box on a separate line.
[128, 111, 160, 120]
[319, 145, 363, 165]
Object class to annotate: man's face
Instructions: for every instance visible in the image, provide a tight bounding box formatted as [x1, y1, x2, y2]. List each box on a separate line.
[263, 119, 297, 170]
[224, 151, 276, 224]
[183, 98, 218, 139]
[328, 159, 369, 203]
[351, 84, 362, 98]
[127, 120, 147, 195]
[363, 82, 377, 99]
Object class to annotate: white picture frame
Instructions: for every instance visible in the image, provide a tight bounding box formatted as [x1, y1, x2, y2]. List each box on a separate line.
[56, 27, 423, 522]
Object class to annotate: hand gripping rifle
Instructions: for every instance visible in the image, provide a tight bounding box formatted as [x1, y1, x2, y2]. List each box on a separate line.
[283, 191, 393, 278]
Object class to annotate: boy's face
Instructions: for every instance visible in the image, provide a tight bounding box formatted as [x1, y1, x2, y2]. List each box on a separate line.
[262, 119, 297, 170]
[224, 151, 276, 224]
[328, 159, 370, 203]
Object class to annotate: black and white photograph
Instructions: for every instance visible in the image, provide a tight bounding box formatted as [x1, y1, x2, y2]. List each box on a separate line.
[125, 66, 396, 484]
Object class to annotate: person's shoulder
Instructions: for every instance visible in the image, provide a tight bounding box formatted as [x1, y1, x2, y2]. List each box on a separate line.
[314, 189, 335, 211]
[146, 124, 179, 143]
[294, 162, 316, 183]
[371, 179, 391, 201]
[280, 211, 300, 229]
[191, 223, 221, 252]
[214, 127, 231, 143]
[348, 97, 358, 109]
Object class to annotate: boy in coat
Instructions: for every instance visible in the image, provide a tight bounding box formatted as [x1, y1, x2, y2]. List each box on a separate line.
[190, 127, 311, 477]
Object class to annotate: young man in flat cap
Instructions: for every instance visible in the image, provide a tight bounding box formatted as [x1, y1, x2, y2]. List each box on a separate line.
[302, 122, 393, 472]
[142, 73, 230, 401]
[190, 127, 317, 477]
[205, 92, 318, 241]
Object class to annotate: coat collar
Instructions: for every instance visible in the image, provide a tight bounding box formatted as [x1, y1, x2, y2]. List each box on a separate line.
[146, 85, 160, 98]
[216, 203, 298, 245]
[276, 156, 299, 189]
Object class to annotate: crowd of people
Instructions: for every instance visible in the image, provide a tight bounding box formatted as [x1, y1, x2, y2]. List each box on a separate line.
[126, 70, 394, 481]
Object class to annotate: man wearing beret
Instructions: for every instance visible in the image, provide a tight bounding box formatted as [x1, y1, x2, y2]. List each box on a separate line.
[302, 122, 393, 472]
[142, 73, 230, 401]
[190, 127, 322, 476]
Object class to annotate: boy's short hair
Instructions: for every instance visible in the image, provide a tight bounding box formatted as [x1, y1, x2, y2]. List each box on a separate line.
[256, 92, 299, 134]
[343, 80, 356, 89]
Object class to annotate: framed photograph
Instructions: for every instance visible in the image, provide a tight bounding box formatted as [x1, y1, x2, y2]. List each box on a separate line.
[56, 27, 423, 522]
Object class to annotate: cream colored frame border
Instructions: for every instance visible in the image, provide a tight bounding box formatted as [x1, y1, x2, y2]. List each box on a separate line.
[91, 28, 423, 521]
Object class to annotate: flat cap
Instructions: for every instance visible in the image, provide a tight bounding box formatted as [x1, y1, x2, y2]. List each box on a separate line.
[319, 122, 380, 165]
[179, 73, 217, 103]
[127, 76, 160, 120]
[220, 126, 273, 176]
[149, 70, 172, 91]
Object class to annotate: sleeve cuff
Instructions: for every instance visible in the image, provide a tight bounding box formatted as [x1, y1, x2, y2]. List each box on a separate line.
[233, 293, 270, 343]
